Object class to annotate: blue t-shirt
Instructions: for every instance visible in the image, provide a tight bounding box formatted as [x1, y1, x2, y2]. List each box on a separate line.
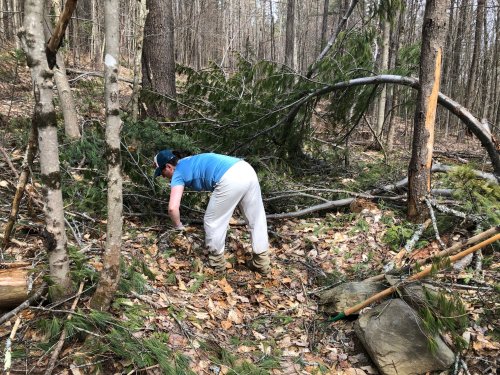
[171, 153, 240, 191]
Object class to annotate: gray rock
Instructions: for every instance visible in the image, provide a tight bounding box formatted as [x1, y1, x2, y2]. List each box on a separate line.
[355, 299, 455, 375]
[317, 282, 387, 314]
[385, 275, 439, 311]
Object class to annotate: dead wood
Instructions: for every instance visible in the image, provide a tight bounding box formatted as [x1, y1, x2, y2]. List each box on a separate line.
[0, 145, 19, 178]
[43, 282, 84, 375]
[0, 268, 29, 308]
[265, 163, 492, 220]
[65, 68, 134, 84]
[45, 0, 78, 69]
[365, 226, 500, 282]
[3, 316, 21, 375]
[2, 124, 38, 250]
[0, 283, 47, 325]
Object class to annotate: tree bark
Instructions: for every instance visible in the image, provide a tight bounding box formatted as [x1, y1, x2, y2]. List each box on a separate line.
[131, 0, 148, 121]
[21, 0, 71, 298]
[90, 0, 123, 311]
[45, 0, 77, 69]
[465, 0, 485, 113]
[49, 0, 80, 140]
[320, 0, 329, 49]
[375, 15, 390, 138]
[408, 0, 448, 222]
[142, 0, 177, 119]
[284, 0, 295, 69]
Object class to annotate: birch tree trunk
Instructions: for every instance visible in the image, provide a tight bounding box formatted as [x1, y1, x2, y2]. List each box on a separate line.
[375, 15, 390, 138]
[20, 0, 71, 298]
[408, 0, 448, 222]
[50, 0, 80, 140]
[90, 0, 123, 311]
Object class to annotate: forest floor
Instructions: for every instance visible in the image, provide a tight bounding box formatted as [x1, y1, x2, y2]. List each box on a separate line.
[0, 52, 498, 375]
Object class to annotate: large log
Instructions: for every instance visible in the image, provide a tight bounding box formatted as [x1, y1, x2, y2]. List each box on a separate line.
[0, 268, 29, 308]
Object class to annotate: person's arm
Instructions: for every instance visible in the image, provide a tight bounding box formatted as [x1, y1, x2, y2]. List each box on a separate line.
[168, 185, 185, 228]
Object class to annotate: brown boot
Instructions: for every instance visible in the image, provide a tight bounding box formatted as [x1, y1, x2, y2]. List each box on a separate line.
[246, 251, 271, 275]
[208, 252, 227, 273]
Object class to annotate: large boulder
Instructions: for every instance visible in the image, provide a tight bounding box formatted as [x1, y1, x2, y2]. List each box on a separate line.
[317, 282, 388, 314]
[354, 299, 455, 375]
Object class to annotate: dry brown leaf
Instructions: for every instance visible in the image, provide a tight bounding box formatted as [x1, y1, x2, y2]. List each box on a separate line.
[237, 345, 255, 353]
[252, 330, 266, 340]
[472, 334, 500, 351]
[343, 368, 367, 375]
[176, 276, 187, 290]
[217, 277, 234, 294]
[227, 308, 243, 324]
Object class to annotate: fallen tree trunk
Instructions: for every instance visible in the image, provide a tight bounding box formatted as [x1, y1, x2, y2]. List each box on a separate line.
[265, 163, 492, 220]
[0, 268, 29, 308]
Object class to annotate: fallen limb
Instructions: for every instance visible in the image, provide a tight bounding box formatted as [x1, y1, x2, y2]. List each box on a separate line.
[365, 226, 500, 282]
[425, 197, 446, 248]
[2, 123, 38, 250]
[66, 68, 134, 84]
[0, 268, 29, 308]
[371, 162, 497, 196]
[332, 232, 500, 321]
[0, 145, 19, 178]
[390, 219, 432, 270]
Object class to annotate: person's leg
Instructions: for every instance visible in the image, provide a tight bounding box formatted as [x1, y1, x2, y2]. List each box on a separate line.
[238, 162, 270, 274]
[204, 162, 248, 270]
[238, 162, 268, 254]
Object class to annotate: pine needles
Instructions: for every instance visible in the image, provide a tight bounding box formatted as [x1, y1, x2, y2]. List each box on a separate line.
[419, 287, 469, 352]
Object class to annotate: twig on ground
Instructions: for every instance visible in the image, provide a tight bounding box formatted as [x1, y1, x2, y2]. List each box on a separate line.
[425, 197, 446, 249]
[424, 280, 493, 291]
[385, 219, 431, 272]
[406, 219, 432, 253]
[460, 359, 471, 375]
[64, 217, 83, 248]
[452, 354, 461, 375]
[430, 199, 480, 222]
[0, 146, 19, 178]
[3, 316, 21, 375]
[130, 290, 170, 307]
[43, 282, 85, 375]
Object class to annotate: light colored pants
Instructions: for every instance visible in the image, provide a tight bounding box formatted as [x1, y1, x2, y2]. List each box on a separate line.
[204, 161, 268, 255]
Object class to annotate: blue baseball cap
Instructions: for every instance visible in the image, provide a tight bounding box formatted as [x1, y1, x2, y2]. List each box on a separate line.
[153, 149, 176, 178]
